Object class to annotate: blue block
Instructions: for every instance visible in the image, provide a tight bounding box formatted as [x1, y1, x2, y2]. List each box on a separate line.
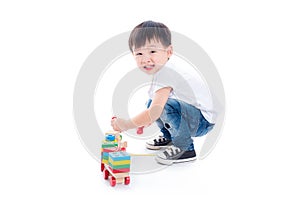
[106, 134, 115, 141]
[102, 152, 109, 157]
[109, 151, 131, 161]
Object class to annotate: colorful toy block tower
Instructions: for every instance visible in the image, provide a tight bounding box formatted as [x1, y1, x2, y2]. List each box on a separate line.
[100, 131, 127, 171]
[108, 151, 131, 174]
[101, 134, 118, 167]
[102, 151, 131, 186]
[101, 130, 131, 186]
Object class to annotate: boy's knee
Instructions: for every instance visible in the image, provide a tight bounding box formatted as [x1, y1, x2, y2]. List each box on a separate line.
[160, 99, 181, 129]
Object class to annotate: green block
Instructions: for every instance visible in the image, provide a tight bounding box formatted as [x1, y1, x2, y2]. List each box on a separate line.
[108, 163, 130, 169]
[101, 141, 118, 148]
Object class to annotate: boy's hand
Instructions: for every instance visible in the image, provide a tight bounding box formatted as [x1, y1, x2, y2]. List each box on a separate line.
[111, 117, 134, 131]
[111, 117, 121, 131]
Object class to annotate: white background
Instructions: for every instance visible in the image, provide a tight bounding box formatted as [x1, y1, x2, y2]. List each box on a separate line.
[1, 0, 299, 199]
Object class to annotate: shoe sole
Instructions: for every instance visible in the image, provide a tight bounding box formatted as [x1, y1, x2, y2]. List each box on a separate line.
[146, 143, 172, 150]
[155, 156, 197, 165]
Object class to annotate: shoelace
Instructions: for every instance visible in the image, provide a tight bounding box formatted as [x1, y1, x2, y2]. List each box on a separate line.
[154, 136, 167, 144]
[164, 146, 182, 156]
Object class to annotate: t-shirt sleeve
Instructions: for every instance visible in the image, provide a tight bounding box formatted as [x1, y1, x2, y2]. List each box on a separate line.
[152, 67, 188, 97]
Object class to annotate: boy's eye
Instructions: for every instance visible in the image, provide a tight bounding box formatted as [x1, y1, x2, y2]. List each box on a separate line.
[135, 53, 143, 56]
[150, 50, 156, 53]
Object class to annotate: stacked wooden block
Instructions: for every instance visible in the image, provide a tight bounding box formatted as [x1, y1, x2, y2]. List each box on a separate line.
[101, 134, 118, 165]
[108, 151, 131, 174]
[101, 130, 131, 186]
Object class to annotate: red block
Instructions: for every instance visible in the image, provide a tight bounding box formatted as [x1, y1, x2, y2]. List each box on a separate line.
[108, 166, 130, 173]
[101, 147, 117, 152]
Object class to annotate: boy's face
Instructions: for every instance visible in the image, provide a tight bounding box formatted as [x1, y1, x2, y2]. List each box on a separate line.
[132, 40, 173, 75]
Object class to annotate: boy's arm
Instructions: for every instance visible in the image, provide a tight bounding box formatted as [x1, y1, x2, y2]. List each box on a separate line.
[112, 87, 172, 131]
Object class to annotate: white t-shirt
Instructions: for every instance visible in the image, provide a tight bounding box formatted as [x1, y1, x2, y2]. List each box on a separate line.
[148, 60, 217, 123]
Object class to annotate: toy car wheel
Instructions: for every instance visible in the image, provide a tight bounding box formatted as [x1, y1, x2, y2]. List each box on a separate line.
[101, 163, 104, 172]
[103, 169, 109, 180]
[109, 176, 116, 187]
[124, 176, 130, 185]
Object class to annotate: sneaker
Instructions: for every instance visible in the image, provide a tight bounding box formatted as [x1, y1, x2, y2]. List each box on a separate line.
[146, 135, 172, 150]
[155, 145, 197, 165]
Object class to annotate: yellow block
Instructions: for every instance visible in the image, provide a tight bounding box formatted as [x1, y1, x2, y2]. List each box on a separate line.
[108, 158, 130, 165]
[102, 159, 108, 164]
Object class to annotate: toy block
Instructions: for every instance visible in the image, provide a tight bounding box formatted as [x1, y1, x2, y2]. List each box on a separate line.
[102, 159, 109, 164]
[109, 151, 131, 161]
[108, 151, 131, 174]
[108, 166, 130, 173]
[101, 129, 131, 187]
[101, 152, 109, 164]
[108, 159, 130, 166]
[108, 163, 130, 170]
[101, 147, 118, 153]
[105, 130, 121, 138]
[105, 130, 122, 141]
[101, 152, 109, 159]
[101, 140, 118, 148]
[105, 134, 115, 141]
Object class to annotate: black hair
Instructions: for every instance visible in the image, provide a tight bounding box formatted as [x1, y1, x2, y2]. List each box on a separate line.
[128, 20, 172, 52]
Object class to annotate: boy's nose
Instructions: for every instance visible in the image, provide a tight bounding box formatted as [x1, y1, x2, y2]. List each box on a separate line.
[141, 55, 152, 63]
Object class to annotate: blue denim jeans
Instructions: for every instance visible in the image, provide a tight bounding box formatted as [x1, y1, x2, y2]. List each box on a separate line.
[150, 98, 214, 151]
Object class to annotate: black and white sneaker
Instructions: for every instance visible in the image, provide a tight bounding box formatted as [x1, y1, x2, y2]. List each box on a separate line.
[146, 135, 172, 150]
[155, 145, 197, 165]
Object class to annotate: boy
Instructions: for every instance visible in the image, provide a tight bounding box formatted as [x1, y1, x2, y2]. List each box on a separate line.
[111, 20, 216, 165]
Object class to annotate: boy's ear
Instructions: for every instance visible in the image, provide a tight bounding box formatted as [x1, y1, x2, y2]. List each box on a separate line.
[167, 45, 173, 58]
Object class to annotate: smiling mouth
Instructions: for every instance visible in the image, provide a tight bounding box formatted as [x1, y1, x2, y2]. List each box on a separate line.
[144, 65, 155, 70]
